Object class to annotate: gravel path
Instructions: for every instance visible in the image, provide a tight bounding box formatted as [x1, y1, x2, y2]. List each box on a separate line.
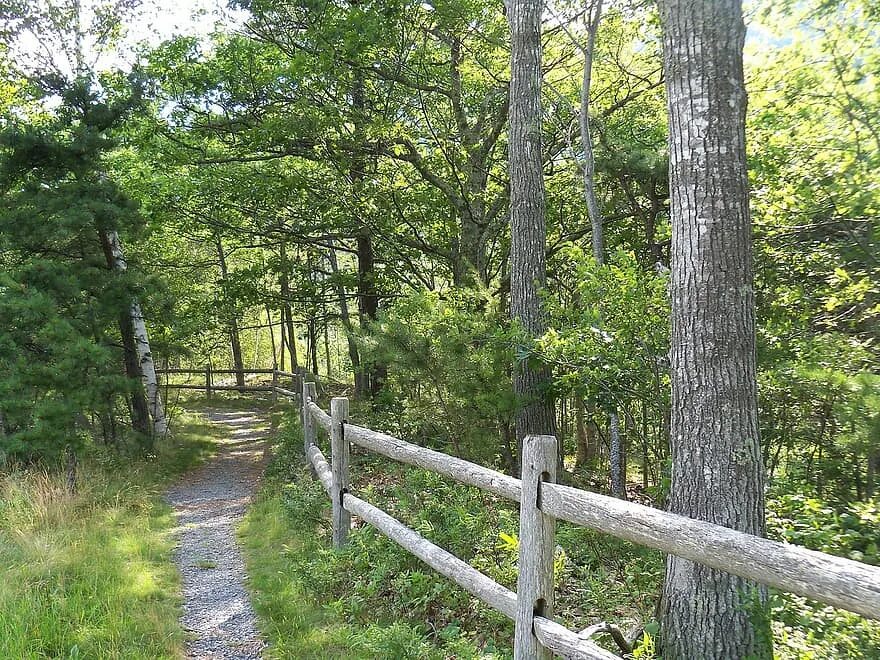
[167, 410, 270, 660]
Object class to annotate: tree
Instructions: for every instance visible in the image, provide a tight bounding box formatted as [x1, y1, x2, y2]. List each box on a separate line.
[508, 0, 556, 465]
[657, 0, 770, 657]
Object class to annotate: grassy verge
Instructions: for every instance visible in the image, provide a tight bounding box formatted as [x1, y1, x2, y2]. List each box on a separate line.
[239, 411, 503, 659]
[241, 401, 880, 659]
[0, 412, 216, 659]
[239, 408, 661, 659]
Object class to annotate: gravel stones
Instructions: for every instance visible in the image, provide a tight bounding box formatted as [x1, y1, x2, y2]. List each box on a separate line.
[166, 410, 269, 660]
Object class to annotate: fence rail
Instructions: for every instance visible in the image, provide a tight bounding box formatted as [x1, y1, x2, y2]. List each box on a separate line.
[271, 383, 880, 658]
[157, 367, 303, 398]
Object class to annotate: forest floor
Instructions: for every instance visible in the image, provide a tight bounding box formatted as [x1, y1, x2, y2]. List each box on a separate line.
[167, 409, 270, 660]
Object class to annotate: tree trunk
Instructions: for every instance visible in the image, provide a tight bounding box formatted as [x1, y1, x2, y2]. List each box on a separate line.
[98, 230, 151, 440]
[578, 4, 627, 499]
[658, 1, 770, 657]
[580, 0, 605, 265]
[65, 444, 77, 494]
[323, 312, 332, 380]
[350, 59, 387, 398]
[327, 247, 368, 395]
[100, 230, 167, 436]
[508, 0, 556, 459]
[266, 305, 278, 369]
[216, 235, 245, 390]
[308, 317, 319, 375]
[279, 242, 299, 370]
[609, 410, 626, 499]
[118, 306, 152, 439]
[574, 397, 590, 468]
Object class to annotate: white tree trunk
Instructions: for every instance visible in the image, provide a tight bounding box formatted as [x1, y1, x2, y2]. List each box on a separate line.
[105, 230, 168, 436]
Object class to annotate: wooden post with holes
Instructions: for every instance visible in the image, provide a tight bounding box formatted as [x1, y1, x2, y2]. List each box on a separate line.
[302, 380, 317, 455]
[331, 397, 350, 548]
[514, 434, 557, 660]
[205, 364, 212, 400]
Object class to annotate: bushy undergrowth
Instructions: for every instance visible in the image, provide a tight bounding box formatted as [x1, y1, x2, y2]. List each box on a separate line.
[767, 494, 880, 658]
[242, 410, 661, 658]
[245, 407, 880, 659]
[0, 412, 215, 659]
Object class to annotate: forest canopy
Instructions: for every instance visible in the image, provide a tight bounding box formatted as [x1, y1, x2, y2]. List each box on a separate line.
[0, 0, 878, 658]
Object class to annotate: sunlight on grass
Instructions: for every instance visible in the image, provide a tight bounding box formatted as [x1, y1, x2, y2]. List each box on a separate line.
[0, 411, 218, 659]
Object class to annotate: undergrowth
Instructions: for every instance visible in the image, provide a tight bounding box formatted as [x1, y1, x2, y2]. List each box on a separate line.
[243, 402, 880, 659]
[0, 410, 216, 659]
[240, 407, 660, 658]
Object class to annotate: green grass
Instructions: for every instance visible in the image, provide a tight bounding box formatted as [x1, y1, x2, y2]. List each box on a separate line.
[238, 409, 501, 659]
[0, 412, 217, 659]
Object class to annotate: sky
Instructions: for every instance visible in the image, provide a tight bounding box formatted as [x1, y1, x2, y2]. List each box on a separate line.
[9, 0, 247, 77]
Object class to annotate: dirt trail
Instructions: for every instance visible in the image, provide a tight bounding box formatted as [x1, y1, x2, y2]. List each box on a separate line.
[166, 410, 269, 660]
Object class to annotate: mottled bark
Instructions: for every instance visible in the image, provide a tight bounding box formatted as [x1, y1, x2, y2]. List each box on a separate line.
[508, 0, 556, 452]
[101, 230, 167, 436]
[99, 230, 151, 440]
[658, 1, 770, 657]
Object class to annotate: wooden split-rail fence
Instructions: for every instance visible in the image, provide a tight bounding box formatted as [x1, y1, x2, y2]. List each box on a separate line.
[181, 371, 880, 658]
[156, 367, 301, 398]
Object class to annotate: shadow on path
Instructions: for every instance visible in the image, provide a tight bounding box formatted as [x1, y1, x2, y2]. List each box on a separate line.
[166, 410, 270, 660]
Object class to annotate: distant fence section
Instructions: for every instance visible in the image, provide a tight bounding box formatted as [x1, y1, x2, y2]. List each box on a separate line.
[156, 367, 303, 398]
[201, 371, 880, 658]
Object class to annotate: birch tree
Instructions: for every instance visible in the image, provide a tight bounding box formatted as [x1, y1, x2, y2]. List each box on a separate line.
[657, 0, 770, 656]
[102, 229, 168, 436]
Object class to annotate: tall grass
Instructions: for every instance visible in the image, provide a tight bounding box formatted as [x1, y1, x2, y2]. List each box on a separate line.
[0, 414, 215, 659]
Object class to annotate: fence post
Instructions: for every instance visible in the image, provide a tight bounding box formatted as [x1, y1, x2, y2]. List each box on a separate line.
[205, 364, 212, 400]
[514, 434, 557, 660]
[271, 369, 278, 403]
[302, 380, 317, 455]
[330, 397, 350, 548]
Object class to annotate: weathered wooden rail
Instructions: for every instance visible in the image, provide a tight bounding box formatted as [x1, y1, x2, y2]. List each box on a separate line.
[272, 382, 880, 659]
[157, 367, 301, 398]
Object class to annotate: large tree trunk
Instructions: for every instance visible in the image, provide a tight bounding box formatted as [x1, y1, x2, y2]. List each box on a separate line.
[658, 1, 770, 657]
[216, 235, 245, 390]
[509, 0, 556, 465]
[102, 231, 168, 436]
[99, 230, 153, 440]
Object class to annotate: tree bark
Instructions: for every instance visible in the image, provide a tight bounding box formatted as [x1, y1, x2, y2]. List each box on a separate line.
[580, 0, 605, 265]
[100, 230, 167, 436]
[279, 241, 299, 370]
[99, 230, 152, 440]
[658, 1, 770, 657]
[327, 247, 368, 395]
[508, 0, 556, 456]
[578, 4, 627, 499]
[609, 410, 626, 498]
[216, 235, 245, 390]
